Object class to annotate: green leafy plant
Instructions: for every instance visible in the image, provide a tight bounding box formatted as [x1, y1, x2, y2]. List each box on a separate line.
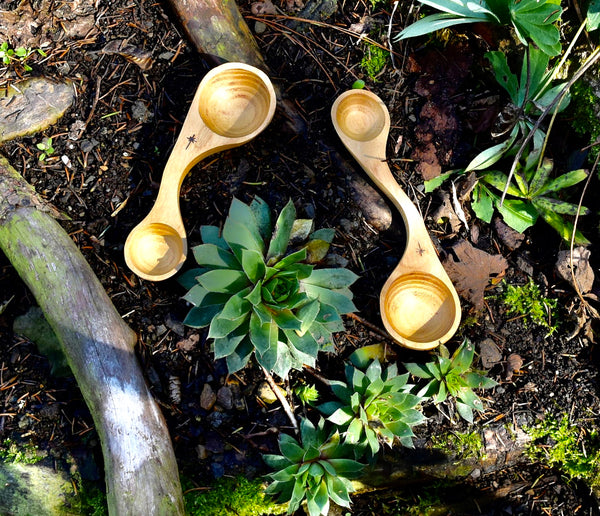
[501, 277, 559, 333]
[184, 475, 286, 516]
[465, 48, 569, 174]
[360, 44, 389, 80]
[319, 353, 425, 457]
[0, 438, 43, 464]
[0, 41, 46, 71]
[264, 417, 364, 516]
[404, 340, 498, 423]
[294, 382, 320, 406]
[473, 156, 589, 244]
[526, 415, 600, 482]
[36, 136, 55, 161]
[395, 0, 562, 56]
[180, 197, 358, 379]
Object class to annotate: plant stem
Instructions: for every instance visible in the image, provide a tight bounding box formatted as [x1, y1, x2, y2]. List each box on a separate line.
[260, 366, 299, 433]
[502, 28, 600, 205]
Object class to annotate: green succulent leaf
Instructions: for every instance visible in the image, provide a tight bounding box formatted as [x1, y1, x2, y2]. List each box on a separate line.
[182, 303, 224, 328]
[303, 268, 359, 289]
[177, 267, 206, 289]
[301, 284, 357, 315]
[208, 313, 248, 339]
[198, 269, 249, 293]
[241, 248, 266, 283]
[267, 199, 296, 263]
[249, 196, 272, 240]
[455, 401, 474, 423]
[225, 337, 254, 373]
[192, 243, 240, 269]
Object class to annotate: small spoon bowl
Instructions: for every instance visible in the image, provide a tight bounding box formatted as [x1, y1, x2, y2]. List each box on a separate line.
[332, 89, 461, 350]
[124, 63, 276, 281]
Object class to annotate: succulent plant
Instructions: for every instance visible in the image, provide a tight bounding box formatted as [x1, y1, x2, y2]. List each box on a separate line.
[404, 340, 498, 423]
[179, 197, 358, 379]
[319, 354, 425, 457]
[263, 417, 364, 516]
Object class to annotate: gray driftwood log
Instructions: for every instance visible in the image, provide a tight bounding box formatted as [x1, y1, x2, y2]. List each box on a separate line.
[0, 155, 184, 515]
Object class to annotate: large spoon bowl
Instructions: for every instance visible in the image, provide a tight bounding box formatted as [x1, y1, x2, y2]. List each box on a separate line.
[124, 62, 276, 281]
[332, 89, 461, 350]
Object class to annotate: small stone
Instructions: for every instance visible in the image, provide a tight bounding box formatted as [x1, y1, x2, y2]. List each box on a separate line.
[200, 384, 217, 410]
[256, 381, 283, 405]
[196, 444, 209, 460]
[216, 386, 233, 410]
[131, 100, 153, 123]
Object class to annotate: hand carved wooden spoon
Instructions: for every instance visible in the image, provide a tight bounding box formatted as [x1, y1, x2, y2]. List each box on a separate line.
[331, 89, 461, 350]
[124, 62, 276, 281]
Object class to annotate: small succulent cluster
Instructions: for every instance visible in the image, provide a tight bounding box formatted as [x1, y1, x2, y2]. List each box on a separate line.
[405, 340, 498, 423]
[319, 354, 425, 457]
[263, 417, 364, 516]
[180, 197, 358, 379]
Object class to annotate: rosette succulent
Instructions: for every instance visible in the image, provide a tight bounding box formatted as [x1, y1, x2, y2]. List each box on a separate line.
[264, 417, 364, 516]
[179, 197, 358, 379]
[404, 340, 498, 423]
[319, 355, 425, 457]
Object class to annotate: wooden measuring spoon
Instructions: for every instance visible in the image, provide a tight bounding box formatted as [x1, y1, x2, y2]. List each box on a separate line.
[331, 89, 461, 350]
[124, 62, 276, 281]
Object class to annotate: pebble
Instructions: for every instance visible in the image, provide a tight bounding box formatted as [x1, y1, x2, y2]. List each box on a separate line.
[216, 386, 233, 410]
[256, 381, 283, 404]
[200, 384, 217, 410]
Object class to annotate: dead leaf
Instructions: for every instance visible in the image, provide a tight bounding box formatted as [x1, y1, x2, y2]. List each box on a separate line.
[479, 338, 502, 369]
[433, 191, 462, 234]
[494, 217, 525, 251]
[251, 0, 277, 15]
[555, 247, 595, 294]
[443, 239, 508, 309]
[176, 334, 200, 352]
[505, 353, 523, 381]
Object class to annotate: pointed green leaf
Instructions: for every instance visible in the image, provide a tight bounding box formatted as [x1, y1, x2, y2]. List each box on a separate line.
[208, 313, 249, 339]
[182, 284, 208, 306]
[244, 280, 263, 306]
[533, 197, 589, 216]
[241, 248, 266, 283]
[266, 199, 296, 263]
[496, 198, 538, 233]
[249, 196, 272, 240]
[183, 303, 224, 328]
[472, 183, 495, 224]
[302, 284, 356, 314]
[197, 269, 249, 293]
[535, 168, 587, 196]
[296, 298, 320, 335]
[303, 268, 359, 289]
[177, 267, 206, 289]
[481, 170, 524, 197]
[213, 325, 248, 359]
[192, 243, 240, 269]
[200, 225, 228, 249]
[273, 248, 307, 270]
[225, 337, 254, 373]
[219, 290, 252, 320]
[250, 311, 277, 354]
[451, 340, 475, 374]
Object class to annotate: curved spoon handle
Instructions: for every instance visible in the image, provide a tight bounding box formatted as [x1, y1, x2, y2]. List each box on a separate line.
[355, 155, 442, 273]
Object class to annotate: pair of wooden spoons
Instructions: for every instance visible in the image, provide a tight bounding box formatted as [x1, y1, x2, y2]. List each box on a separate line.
[124, 65, 460, 350]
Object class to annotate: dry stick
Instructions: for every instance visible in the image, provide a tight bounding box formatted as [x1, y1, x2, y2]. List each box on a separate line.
[569, 151, 600, 318]
[501, 37, 600, 205]
[250, 14, 403, 58]
[260, 365, 298, 433]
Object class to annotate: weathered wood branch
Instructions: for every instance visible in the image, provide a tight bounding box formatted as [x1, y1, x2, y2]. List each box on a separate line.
[0, 156, 184, 515]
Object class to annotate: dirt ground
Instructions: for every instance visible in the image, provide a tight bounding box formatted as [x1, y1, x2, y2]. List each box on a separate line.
[1, 0, 600, 514]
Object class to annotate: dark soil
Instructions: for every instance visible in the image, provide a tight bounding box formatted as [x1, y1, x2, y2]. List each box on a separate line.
[1, 0, 600, 515]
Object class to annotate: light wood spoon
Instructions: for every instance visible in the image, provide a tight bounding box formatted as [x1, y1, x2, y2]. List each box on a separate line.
[124, 62, 276, 281]
[332, 89, 461, 350]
